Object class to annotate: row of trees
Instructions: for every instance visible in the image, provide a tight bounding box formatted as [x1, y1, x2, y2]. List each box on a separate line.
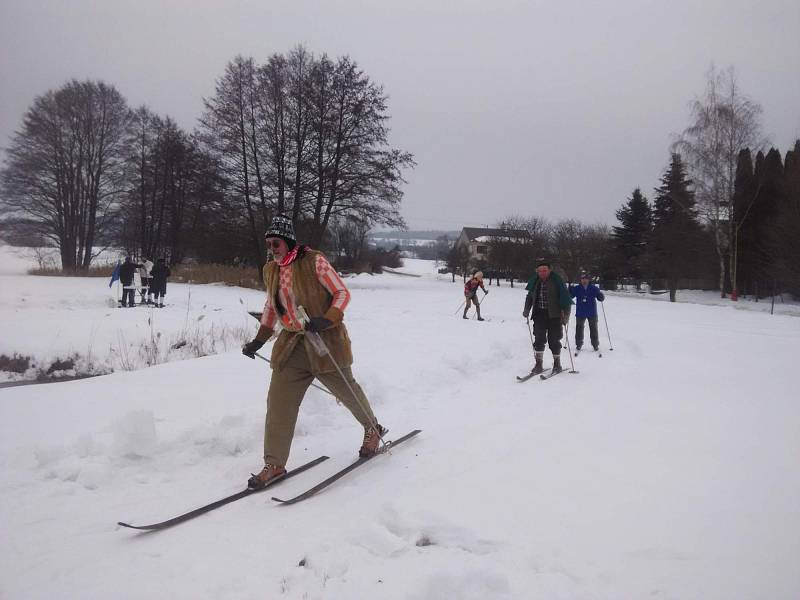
[446, 218, 610, 286]
[199, 48, 413, 259]
[446, 138, 797, 301]
[613, 144, 800, 299]
[613, 155, 714, 301]
[0, 45, 413, 269]
[461, 66, 798, 300]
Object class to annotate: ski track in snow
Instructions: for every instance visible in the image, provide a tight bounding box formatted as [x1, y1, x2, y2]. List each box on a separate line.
[1, 254, 799, 599]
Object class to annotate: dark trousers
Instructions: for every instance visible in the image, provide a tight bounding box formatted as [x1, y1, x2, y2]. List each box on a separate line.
[121, 288, 136, 307]
[575, 316, 599, 348]
[151, 282, 166, 298]
[533, 308, 562, 354]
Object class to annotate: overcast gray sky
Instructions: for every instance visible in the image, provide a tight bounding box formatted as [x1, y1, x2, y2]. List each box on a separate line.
[1, 0, 798, 230]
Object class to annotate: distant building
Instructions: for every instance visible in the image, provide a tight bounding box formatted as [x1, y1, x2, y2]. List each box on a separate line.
[455, 227, 527, 262]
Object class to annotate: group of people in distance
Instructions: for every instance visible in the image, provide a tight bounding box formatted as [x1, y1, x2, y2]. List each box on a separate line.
[521, 261, 605, 375]
[117, 256, 171, 308]
[239, 214, 608, 492]
[463, 262, 605, 375]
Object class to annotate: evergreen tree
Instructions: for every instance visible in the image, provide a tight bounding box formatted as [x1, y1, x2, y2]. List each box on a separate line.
[730, 148, 759, 296]
[612, 187, 652, 284]
[777, 141, 800, 294]
[750, 148, 784, 285]
[650, 154, 705, 302]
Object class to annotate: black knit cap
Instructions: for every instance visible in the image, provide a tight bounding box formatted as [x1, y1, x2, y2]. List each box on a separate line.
[265, 215, 297, 250]
[536, 258, 551, 268]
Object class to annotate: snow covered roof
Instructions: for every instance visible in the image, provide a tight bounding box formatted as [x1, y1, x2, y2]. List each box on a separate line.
[461, 227, 528, 241]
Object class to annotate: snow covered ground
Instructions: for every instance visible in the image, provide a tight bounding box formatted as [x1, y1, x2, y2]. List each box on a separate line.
[1, 257, 799, 599]
[611, 286, 800, 317]
[0, 244, 264, 381]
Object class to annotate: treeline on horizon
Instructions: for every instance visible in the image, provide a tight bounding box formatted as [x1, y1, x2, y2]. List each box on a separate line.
[0, 45, 413, 272]
[441, 67, 799, 300]
[1, 57, 798, 299]
[441, 142, 798, 301]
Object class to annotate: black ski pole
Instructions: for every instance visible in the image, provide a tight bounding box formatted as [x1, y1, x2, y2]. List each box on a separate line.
[563, 321, 579, 374]
[253, 352, 336, 398]
[600, 301, 613, 350]
[525, 318, 536, 356]
[472, 292, 489, 320]
[296, 306, 388, 452]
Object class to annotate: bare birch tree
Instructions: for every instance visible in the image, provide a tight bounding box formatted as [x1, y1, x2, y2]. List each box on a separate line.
[674, 65, 766, 296]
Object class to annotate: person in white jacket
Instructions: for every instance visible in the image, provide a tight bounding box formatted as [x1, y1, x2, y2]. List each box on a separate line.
[139, 259, 154, 305]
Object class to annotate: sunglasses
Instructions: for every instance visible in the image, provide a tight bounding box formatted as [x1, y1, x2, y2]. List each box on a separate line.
[266, 239, 284, 250]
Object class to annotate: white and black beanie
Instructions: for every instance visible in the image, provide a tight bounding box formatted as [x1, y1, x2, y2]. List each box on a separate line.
[265, 215, 297, 249]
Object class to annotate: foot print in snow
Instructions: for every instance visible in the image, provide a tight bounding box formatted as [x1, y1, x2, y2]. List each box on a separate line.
[374, 503, 500, 557]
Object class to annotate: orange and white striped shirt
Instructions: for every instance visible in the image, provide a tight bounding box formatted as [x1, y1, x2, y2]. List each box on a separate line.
[260, 251, 350, 332]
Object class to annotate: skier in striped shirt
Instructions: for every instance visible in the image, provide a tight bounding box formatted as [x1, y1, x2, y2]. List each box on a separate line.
[242, 215, 385, 489]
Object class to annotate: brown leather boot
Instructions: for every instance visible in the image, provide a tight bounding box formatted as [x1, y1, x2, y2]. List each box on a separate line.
[359, 424, 387, 458]
[247, 463, 287, 489]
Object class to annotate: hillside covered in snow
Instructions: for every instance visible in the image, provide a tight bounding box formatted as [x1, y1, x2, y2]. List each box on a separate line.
[1, 254, 799, 599]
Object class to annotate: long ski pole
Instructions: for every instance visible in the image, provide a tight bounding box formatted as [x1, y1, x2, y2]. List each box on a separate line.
[563, 321, 578, 373]
[600, 301, 613, 350]
[296, 306, 388, 452]
[253, 352, 336, 398]
[472, 292, 489, 320]
[454, 299, 466, 315]
[525, 318, 536, 355]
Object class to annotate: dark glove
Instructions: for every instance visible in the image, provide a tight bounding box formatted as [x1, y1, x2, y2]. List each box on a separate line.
[523, 294, 533, 319]
[561, 312, 570, 325]
[242, 339, 265, 359]
[484, 289, 489, 295]
[305, 316, 333, 333]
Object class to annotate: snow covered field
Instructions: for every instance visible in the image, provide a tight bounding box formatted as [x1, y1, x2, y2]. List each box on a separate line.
[1, 256, 799, 599]
[0, 245, 264, 381]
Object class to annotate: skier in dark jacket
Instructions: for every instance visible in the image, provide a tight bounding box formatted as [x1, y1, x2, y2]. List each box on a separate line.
[463, 271, 488, 320]
[119, 256, 142, 307]
[569, 272, 605, 351]
[522, 259, 572, 374]
[150, 258, 171, 308]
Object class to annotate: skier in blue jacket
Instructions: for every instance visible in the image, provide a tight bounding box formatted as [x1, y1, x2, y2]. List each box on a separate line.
[569, 272, 605, 351]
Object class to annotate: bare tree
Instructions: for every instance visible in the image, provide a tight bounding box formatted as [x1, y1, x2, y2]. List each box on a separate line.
[201, 49, 413, 258]
[674, 65, 766, 296]
[306, 55, 413, 245]
[200, 56, 265, 263]
[256, 54, 289, 215]
[1, 80, 130, 269]
[447, 243, 471, 283]
[286, 45, 314, 222]
[329, 215, 371, 261]
[551, 220, 587, 282]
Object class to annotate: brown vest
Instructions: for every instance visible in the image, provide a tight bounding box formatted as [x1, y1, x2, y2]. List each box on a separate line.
[263, 249, 353, 375]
